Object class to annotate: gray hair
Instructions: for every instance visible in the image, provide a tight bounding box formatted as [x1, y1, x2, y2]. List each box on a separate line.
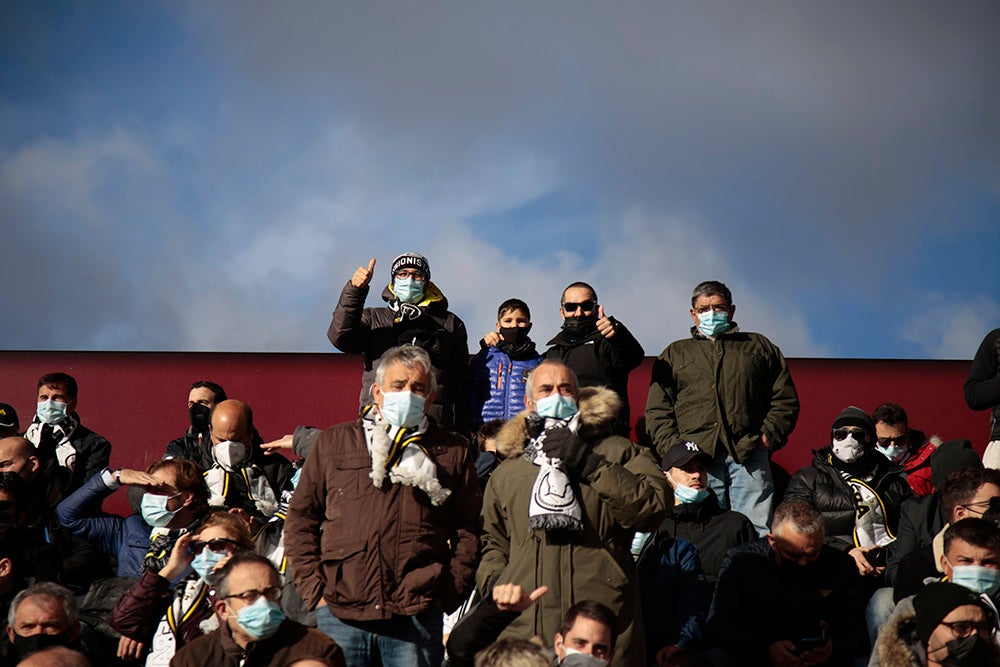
[771, 499, 825, 539]
[214, 551, 281, 601]
[524, 360, 579, 401]
[8, 581, 78, 630]
[373, 345, 437, 396]
[690, 281, 732, 308]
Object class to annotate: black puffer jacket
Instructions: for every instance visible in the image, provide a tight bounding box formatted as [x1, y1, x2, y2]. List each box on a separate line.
[328, 280, 469, 431]
[784, 448, 913, 550]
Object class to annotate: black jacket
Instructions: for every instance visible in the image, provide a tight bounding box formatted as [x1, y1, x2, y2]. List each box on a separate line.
[784, 449, 913, 551]
[657, 494, 757, 587]
[965, 327, 1000, 441]
[886, 493, 947, 586]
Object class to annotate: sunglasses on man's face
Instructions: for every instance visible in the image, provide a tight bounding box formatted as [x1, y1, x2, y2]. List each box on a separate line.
[189, 537, 241, 556]
[833, 428, 870, 442]
[562, 300, 597, 314]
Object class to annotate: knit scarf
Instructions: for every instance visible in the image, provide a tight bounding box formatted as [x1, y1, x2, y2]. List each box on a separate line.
[361, 405, 451, 506]
[24, 413, 80, 472]
[525, 413, 584, 534]
[387, 281, 446, 323]
[203, 464, 279, 518]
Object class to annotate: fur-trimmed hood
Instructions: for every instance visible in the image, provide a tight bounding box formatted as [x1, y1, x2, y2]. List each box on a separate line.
[873, 597, 924, 667]
[495, 386, 622, 459]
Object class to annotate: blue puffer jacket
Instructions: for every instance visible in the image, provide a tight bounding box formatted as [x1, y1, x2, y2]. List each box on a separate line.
[636, 533, 707, 659]
[468, 343, 543, 432]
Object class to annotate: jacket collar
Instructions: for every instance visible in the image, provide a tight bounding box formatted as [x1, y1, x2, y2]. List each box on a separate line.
[495, 386, 622, 458]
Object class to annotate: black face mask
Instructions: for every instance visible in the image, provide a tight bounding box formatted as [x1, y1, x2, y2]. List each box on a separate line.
[189, 403, 212, 433]
[940, 634, 990, 667]
[11, 631, 72, 661]
[562, 315, 597, 340]
[499, 326, 528, 347]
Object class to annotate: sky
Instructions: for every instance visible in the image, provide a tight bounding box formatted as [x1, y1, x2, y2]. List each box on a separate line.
[1, 1, 998, 359]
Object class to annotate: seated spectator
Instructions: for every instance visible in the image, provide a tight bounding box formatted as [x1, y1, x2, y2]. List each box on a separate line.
[164, 380, 228, 469]
[468, 298, 544, 434]
[170, 553, 344, 667]
[1, 582, 83, 664]
[56, 459, 210, 578]
[0, 404, 17, 439]
[873, 402, 940, 497]
[894, 468, 1000, 601]
[784, 406, 913, 577]
[871, 581, 1000, 666]
[473, 418, 506, 483]
[648, 441, 756, 589]
[474, 638, 550, 667]
[204, 400, 292, 520]
[23, 372, 111, 496]
[110, 510, 255, 665]
[0, 436, 54, 517]
[706, 499, 869, 666]
[16, 645, 91, 667]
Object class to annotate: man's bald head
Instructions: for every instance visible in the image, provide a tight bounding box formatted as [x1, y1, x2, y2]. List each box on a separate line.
[17, 646, 90, 667]
[0, 437, 39, 481]
[210, 400, 253, 447]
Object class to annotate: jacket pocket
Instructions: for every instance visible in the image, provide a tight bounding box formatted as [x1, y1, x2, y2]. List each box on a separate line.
[321, 536, 368, 606]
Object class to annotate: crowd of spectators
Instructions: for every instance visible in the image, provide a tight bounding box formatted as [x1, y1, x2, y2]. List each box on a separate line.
[1, 252, 998, 667]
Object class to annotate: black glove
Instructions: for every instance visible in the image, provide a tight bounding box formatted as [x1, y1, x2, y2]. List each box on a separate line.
[541, 427, 601, 478]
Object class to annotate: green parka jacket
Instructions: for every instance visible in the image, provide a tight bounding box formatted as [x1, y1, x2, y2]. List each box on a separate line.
[477, 386, 669, 667]
[645, 325, 799, 462]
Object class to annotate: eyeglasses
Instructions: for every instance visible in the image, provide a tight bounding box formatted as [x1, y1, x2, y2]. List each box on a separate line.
[940, 619, 991, 638]
[394, 270, 425, 281]
[562, 300, 597, 313]
[960, 500, 993, 515]
[224, 587, 282, 604]
[693, 304, 729, 314]
[876, 436, 908, 447]
[189, 537, 241, 556]
[833, 428, 870, 442]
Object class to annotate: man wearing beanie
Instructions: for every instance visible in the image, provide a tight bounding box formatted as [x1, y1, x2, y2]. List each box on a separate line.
[871, 581, 999, 666]
[327, 253, 470, 432]
[785, 406, 913, 577]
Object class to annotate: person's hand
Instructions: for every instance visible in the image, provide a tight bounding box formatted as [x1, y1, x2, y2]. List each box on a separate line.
[595, 305, 616, 339]
[117, 469, 166, 491]
[767, 640, 805, 667]
[799, 638, 833, 667]
[656, 645, 682, 666]
[849, 546, 884, 577]
[351, 258, 376, 288]
[261, 434, 294, 451]
[482, 331, 501, 347]
[158, 533, 194, 581]
[492, 583, 548, 613]
[761, 433, 771, 450]
[541, 427, 588, 469]
[117, 636, 145, 661]
[227, 507, 256, 532]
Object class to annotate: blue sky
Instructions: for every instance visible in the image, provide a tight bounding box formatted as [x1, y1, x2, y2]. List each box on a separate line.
[2, 1, 998, 359]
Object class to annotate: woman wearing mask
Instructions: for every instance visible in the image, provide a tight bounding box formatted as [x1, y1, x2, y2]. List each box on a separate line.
[784, 406, 914, 577]
[110, 510, 254, 665]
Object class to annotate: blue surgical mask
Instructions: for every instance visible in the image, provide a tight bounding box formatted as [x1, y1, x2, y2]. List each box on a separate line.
[290, 467, 302, 489]
[876, 443, 908, 465]
[379, 391, 426, 428]
[697, 310, 730, 337]
[668, 473, 710, 504]
[393, 277, 425, 304]
[36, 399, 69, 425]
[949, 563, 1000, 596]
[141, 492, 179, 527]
[534, 393, 578, 420]
[191, 548, 227, 583]
[236, 595, 285, 640]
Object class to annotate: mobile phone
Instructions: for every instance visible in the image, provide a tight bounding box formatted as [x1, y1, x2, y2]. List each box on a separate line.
[794, 626, 827, 652]
[866, 547, 887, 567]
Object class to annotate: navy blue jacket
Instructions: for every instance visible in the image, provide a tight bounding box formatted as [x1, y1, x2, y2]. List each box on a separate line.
[468, 342, 542, 432]
[636, 534, 707, 658]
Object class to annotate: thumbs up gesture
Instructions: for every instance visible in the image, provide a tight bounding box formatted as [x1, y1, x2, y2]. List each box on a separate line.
[595, 304, 616, 339]
[350, 258, 377, 288]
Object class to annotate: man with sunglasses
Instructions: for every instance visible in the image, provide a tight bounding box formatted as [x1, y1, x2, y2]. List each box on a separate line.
[543, 282, 644, 436]
[646, 280, 799, 536]
[873, 402, 941, 497]
[171, 553, 344, 667]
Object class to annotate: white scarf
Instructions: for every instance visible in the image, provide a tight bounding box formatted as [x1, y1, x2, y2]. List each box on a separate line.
[361, 407, 451, 506]
[24, 413, 79, 471]
[526, 414, 584, 534]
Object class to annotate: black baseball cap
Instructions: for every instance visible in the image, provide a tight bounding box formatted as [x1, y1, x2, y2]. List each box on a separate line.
[0, 403, 18, 433]
[660, 441, 713, 471]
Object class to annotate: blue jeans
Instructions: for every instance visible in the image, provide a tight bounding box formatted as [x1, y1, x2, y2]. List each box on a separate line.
[316, 604, 444, 667]
[706, 445, 774, 536]
[866, 586, 896, 646]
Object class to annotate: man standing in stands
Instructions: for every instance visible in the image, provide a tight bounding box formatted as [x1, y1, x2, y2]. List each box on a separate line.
[544, 282, 644, 436]
[646, 280, 799, 535]
[966, 327, 1000, 468]
[164, 380, 227, 469]
[285, 345, 480, 666]
[23, 373, 110, 496]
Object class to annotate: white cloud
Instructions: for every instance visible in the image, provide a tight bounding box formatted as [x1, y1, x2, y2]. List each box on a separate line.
[899, 293, 1000, 359]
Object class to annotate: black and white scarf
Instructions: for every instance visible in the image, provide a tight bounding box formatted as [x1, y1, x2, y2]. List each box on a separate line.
[387, 281, 446, 323]
[360, 405, 451, 506]
[24, 413, 80, 472]
[525, 414, 584, 534]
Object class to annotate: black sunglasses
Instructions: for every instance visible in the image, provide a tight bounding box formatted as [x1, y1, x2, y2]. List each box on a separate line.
[189, 537, 241, 556]
[562, 300, 597, 313]
[833, 428, 869, 442]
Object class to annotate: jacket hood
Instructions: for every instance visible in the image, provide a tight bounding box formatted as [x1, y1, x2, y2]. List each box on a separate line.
[874, 597, 925, 667]
[495, 386, 622, 458]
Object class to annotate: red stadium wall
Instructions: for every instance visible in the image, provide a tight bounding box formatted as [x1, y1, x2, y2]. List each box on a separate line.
[0, 351, 989, 514]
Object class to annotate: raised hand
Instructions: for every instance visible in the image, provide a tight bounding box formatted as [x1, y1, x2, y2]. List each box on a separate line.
[351, 258, 377, 288]
[595, 304, 616, 339]
[492, 583, 548, 613]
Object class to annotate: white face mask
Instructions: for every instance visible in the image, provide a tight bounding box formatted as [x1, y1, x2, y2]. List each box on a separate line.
[213, 440, 248, 471]
[831, 434, 864, 463]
